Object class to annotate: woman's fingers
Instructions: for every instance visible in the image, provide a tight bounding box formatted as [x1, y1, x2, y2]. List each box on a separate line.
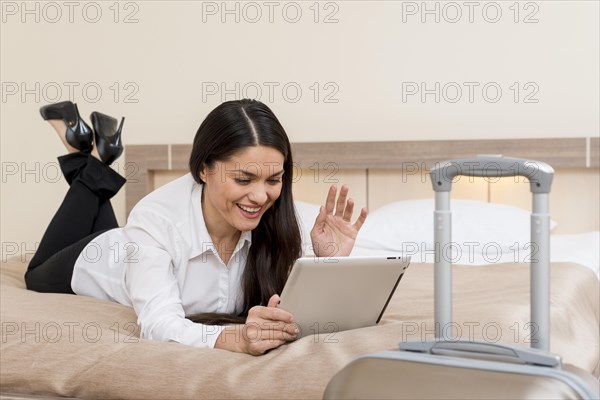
[353, 207, 368, 231]
[324, 184, 359, 220]
[342, 198, 354, 222]
[335, 185, 349, 217]
[253, 320, 298, 335]
[250, 301, 294, 324]
[264, 330, 297, 341]
[245, 314, 298, 334]
[244, 322, 297, 342]
[250, 314, 297, 336]
[247, 300, 299, 336]
[325, 185, 337, 214]
[267, 294, 280, 308]
[267, 306, 293, 323]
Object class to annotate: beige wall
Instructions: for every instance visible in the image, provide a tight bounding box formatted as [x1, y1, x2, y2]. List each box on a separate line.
[1, 1, 599, 260]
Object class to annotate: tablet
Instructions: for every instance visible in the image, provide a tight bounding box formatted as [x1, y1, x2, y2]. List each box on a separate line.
[278, 256, 410, 339]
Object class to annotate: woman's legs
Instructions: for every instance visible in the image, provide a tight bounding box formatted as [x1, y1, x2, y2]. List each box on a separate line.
[24, 230, 110, 294]
[93, 200, 120, 232]
[25, 152, 126, 293]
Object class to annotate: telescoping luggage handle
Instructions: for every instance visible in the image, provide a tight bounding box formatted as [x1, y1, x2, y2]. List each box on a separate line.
[428, 155, 555, 352]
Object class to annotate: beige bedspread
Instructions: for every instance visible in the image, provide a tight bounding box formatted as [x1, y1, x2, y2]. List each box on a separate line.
[1, 256, 598, 399]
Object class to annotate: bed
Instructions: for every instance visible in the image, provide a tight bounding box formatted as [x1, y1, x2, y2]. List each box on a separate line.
[1, 138, 598, 399]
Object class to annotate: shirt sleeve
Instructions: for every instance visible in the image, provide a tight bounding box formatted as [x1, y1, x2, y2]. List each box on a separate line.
[123, 208, 225, 348]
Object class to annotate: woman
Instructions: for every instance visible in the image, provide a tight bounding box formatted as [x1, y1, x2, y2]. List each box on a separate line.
[25, 99, 367, 355]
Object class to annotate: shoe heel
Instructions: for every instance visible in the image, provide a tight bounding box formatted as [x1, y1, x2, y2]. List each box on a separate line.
[115, 117, 125, 145]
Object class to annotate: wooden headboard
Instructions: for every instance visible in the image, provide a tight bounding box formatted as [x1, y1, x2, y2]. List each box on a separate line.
[125, 137, 599, 234]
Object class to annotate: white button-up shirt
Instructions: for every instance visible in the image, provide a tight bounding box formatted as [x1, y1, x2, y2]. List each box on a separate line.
[71, 173, 252, 348]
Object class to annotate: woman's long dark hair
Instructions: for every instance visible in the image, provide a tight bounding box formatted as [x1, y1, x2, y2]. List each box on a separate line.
[187, 99, 302, 325]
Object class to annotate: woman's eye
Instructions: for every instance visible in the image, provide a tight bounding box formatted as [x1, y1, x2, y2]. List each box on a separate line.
[267, 179, 282, 185]
[234, 178, 251, 185]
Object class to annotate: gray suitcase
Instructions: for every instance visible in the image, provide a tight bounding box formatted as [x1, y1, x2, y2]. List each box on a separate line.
[324, 156, 600, 400]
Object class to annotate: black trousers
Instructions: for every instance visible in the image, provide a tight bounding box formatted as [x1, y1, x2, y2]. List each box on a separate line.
[25, 152, 126, 294]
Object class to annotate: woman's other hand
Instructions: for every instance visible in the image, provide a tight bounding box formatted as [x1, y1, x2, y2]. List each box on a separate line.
[310, 184, 368, 257]
[214, 294, 298, 355]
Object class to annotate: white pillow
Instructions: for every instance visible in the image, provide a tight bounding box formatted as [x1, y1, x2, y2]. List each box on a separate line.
[356, 199, 557, 252]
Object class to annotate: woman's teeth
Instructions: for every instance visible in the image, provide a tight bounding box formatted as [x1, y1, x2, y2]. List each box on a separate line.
[237, 204, 261, 213]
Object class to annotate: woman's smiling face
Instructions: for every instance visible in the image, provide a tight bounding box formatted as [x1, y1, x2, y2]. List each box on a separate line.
[200, 145, 285, 236]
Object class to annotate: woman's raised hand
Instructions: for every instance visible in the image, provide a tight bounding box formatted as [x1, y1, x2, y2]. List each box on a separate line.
[214, 294, 298, 355]
[310, 184, 368, 258]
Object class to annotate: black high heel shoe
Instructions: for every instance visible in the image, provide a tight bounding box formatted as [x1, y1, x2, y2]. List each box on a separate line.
[90, 112, 124, 166]
[39, 101, 93, 152]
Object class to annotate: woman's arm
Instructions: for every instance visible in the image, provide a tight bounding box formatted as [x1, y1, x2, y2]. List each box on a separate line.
[124, 245, 226, 348]
[123, 210, 226, 348]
